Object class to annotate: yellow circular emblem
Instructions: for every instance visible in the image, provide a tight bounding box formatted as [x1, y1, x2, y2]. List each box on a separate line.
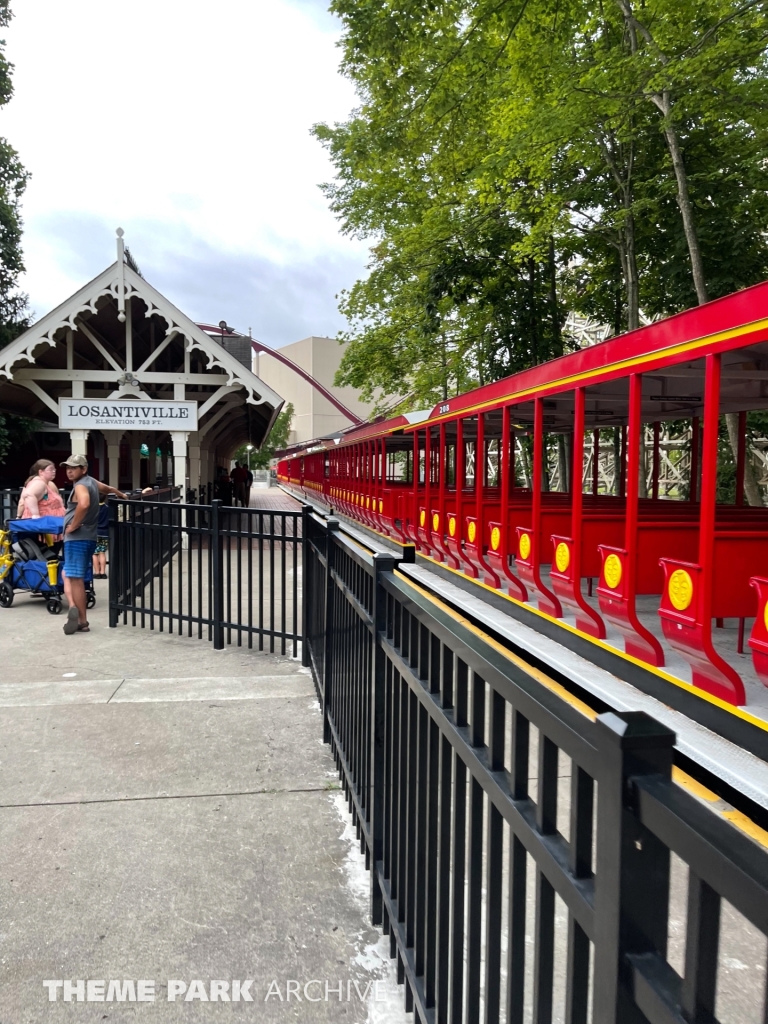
[491, 526, 501, 551]
[468, 520, 477, 544]
[519, 533, 531, 560]
[448, 517, 456, 537]
[432, 513, 439, 532]
[419, 509, 426, 527]
[555, 542, 570, 573]
[604, 553, 622, 589]
[668, 569, 693, 611]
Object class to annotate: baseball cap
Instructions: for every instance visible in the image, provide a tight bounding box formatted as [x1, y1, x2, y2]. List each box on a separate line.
[60, 454, 88, 468]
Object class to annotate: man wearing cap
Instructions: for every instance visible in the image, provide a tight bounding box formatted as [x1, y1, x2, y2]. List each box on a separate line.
[60, 455, 127, 634]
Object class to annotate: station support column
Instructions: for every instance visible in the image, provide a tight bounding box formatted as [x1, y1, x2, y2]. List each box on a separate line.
[171, 431, 189, 493]
[188, 432, 201, 501]
[103, 431, 122, 490]
[68, 429, 89, 459]
[131, 441, 142, 490]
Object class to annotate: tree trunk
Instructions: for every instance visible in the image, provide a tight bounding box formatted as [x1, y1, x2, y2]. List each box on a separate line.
[660, 116, 762, 501]
[548, 237, 562, 355]
[528, 257, 539, 363]
[625, 208, 640, 331]
[662, 118, 709, 306]
[440, 333, 448, 401]
[726, 412, 763, 506]
[558, 434, 571, 493]
[639, 425, 649, 498]
[518, 437, 531, 489]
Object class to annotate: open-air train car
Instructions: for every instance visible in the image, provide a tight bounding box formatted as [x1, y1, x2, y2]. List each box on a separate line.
[278, 280, 768, 710]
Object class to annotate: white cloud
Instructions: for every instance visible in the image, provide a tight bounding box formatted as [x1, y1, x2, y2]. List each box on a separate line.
[2, 0, 368, 344]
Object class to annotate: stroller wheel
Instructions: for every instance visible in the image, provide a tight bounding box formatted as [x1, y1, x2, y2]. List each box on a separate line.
[86, 592, 96, 609]
[47, 599, 62, 615]
[0, 581, 13, 608]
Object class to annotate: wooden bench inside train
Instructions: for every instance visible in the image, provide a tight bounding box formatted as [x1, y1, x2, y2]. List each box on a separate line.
[277, 280, 768, 716]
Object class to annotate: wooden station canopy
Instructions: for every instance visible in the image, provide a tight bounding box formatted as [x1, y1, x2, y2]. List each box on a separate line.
[0, 229, 284, 492]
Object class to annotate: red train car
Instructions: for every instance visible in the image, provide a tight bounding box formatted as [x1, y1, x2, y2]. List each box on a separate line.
[279, 281, 768, 708]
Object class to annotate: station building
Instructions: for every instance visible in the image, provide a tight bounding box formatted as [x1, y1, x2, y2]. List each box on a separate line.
[0, 231, 283, 493]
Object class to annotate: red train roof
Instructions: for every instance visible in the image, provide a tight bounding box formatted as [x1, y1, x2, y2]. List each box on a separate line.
[279, 279, 768, 456]
[422, 279, 768, 423]
[276, 411, 431, 459]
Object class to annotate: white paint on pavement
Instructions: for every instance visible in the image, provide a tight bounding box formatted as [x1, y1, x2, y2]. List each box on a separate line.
[331, 791, 411, 1024]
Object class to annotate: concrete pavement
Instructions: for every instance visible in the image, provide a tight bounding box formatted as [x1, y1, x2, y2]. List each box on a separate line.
[0, 567, 408, 1022]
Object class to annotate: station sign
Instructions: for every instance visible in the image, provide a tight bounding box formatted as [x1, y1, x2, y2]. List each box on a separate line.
[58, 399, 198, 431]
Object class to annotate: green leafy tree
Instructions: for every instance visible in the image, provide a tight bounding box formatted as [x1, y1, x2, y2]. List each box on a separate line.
[316, 0, 768, 421]
[233, 404, 294, 470]
[0, 0, 33, 468]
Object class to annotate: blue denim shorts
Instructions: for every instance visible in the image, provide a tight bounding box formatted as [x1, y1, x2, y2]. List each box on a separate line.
[63, 540, 96, 579]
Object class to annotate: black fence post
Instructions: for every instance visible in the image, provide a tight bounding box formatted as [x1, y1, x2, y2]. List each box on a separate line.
[370, 550, 396, 926]
[592, 711, 676, 1024]
[211, 499, 224, 650]
[322, 517, 340, 744]
[108, 497, 119, 628]
[301, 504, 311, 668]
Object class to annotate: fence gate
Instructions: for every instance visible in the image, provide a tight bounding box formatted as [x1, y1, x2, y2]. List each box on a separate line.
[109, 497, 303, 655]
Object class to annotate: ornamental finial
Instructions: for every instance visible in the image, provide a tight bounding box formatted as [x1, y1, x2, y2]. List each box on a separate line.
[116, 227, 126, 322]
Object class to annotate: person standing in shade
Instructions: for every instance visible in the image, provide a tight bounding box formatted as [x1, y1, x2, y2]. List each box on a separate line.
[231, 461, 248, 507]
[91, 500, 111, 579]
[60, 455, 126, 634]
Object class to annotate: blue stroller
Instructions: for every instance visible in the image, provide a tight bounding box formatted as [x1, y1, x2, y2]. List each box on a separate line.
[0, 516, 96, 614]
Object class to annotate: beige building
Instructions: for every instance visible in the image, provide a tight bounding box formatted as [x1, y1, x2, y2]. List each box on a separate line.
[253, 335, 375, 444]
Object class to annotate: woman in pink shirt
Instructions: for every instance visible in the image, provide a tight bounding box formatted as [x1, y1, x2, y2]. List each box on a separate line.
[18, 459, 67, 519]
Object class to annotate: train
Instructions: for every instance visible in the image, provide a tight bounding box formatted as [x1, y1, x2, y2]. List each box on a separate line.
[278, 280, 768, 711]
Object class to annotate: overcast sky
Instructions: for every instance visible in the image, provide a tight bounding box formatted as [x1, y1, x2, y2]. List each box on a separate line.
[2, 0, 368, 347]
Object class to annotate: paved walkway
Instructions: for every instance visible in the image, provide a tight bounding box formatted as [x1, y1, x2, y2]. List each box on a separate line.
[0, 488, 407, 1022]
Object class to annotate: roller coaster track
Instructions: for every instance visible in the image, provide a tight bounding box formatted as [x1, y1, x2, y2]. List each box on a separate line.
[195, 323, 364, 428]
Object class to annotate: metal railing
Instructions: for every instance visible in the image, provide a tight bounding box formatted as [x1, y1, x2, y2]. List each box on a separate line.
[1, 488, 22, 522]
[304, 511, 768, 1024]
[109, 497, 302, 656]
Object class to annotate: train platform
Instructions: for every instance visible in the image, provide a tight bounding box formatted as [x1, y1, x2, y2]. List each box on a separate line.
[0, 561, 406, 1022]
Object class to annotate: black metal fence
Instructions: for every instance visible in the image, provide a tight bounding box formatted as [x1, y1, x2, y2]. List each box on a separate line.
[304, 512, 768, 1024]
[109, 497, 302, 655]
[1, 488, 22, 522]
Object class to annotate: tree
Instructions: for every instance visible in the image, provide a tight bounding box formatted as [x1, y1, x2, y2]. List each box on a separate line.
[610, 0, 768, 501]
[233, 404, 294, 470]
[0, 0, 33, 469]
[0, 0, 28, 350]
[317, 0, 768, 431]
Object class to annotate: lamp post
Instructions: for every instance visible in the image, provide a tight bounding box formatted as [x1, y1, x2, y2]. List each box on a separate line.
[218, 320, 230, 350]
[246, 444, 254, 473]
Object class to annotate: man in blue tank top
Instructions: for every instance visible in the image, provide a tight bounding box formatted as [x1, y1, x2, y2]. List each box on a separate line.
[60, 455, 126, 634]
